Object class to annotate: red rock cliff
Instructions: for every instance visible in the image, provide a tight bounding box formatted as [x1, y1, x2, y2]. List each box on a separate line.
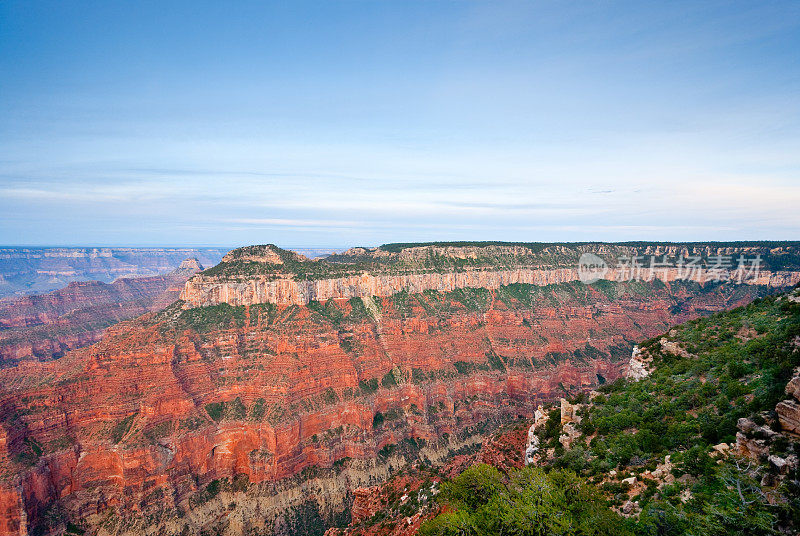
[0, 273, 782, 535]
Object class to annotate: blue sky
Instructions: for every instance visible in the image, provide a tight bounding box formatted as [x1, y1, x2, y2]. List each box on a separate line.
[0, 1, 798, 248]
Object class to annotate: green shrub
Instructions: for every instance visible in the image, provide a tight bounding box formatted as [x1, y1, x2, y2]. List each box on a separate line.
[111, 413, 136, 443]
[381, 370, 398, 388]
[359, 378, 379, 395]
[205, 402, 225, 422]
[422, 465, 633, 536]
[372, 412, 385, 429]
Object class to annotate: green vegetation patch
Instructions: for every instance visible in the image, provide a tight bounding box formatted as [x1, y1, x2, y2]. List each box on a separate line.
[359, 377, 379, 395]
[485, 350, 506, 372]
[111, 413, 137, 443]
[538, 292, 800, 535]
[449, 287, 491, 312]
[143, 420, 172, 444]
[420, 464, 632, 536]
[170, 303, 247, 333]
[204, 397, 247, 422]
[307, 299, 344, 325]
[381, 369, 398, 388]
[321, 387, 339, 405]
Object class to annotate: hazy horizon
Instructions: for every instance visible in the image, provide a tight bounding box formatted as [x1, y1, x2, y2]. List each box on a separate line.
[2, 1, 799, 247]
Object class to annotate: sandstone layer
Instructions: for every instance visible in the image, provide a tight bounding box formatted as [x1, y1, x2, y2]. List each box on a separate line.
[181, 266, 800, 307]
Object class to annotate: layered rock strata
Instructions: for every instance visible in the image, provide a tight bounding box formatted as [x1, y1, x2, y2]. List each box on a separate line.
[777, 374, 800, 436]
[0, 242, 797, 535]
[0, 275, 778, 535]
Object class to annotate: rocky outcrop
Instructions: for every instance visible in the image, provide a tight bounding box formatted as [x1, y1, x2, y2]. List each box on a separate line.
[524, 407, 546, 465]
[738, 366, 800, 458]
[775, 321, 800, 436]
[777, 374, 800, 435]
[0, 259, 204, 366]
[626, 346, 652, 381]
[350, 486, 384, 524]
[559, 399, 582, 450]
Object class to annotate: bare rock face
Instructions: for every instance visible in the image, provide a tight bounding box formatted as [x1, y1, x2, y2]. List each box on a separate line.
[736, 415, 782, 458]
[524, 406, 547, 465]
[777, 372, 800, 435]
[778, 400, 800, 436]
[626, 346, 652, 380]
[558, 399, 583, 450]
[180, 266, 800, 308]
[560, 398, 581, 425]
[785, 376, 800, 401]
[181, 267, 584, 307]
[525, 425, 540, 465]
[350, 486, 384, 524]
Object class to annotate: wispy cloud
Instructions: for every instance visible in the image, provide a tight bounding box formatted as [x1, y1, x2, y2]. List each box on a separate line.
[227, 217, 368, 228]
[0, 1, 798, 245]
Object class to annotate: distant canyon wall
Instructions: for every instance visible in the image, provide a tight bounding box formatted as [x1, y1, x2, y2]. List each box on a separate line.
[0, 247, 227, 298]
[0, 259, 205, 366]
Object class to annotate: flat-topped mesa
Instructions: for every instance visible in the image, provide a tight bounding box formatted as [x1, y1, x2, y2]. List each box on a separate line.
[179, 242, 800, 307]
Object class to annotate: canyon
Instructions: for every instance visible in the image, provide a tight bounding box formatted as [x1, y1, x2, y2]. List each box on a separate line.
[0, 259, 205, 367]
[0, 242, 798, 536]
[0, 247, 226, 298]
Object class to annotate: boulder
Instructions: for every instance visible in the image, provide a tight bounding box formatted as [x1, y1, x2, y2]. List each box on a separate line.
[785, 376, 800, 401]
[622, 500, 638, 515]
[736, 432, 770, 459]
[776, 399, 800, 435]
